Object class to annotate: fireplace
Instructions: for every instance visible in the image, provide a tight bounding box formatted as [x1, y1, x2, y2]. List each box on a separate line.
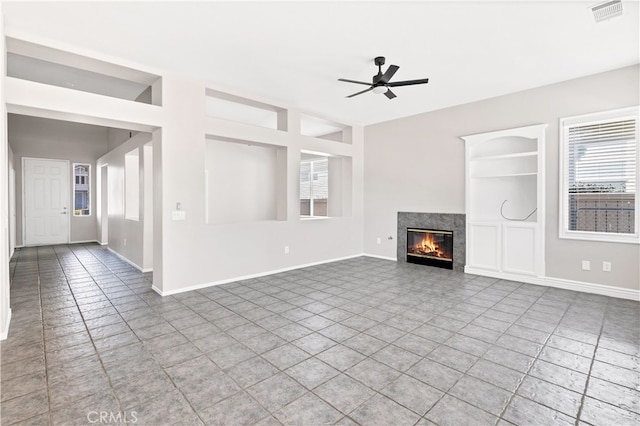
[406, 228, 454, 270]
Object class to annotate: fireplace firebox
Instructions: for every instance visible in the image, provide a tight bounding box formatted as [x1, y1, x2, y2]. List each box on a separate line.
[406, 228, 454, 270]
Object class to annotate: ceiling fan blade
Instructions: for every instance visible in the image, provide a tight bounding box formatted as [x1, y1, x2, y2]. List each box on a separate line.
[388, 78, 429, 87]
[384, 89, 397, 99]
[346, 86, 374, 98]
[379, 65, 399, 84]
[338, 78, 371, 86]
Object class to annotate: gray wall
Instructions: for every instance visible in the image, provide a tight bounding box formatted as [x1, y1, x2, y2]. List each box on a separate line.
[8, 114, 110, 246]
[364, 65, 639, 291]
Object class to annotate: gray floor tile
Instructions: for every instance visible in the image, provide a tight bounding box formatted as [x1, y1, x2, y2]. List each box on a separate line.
[503, 395, 574, 426]
[247, 373, 307, 411]
[225, 356, 279, 388]
[372, 344, 421, 371]
[406, 358, 463, 392]
[343, 333, 387, 356]
[528, 359, 588, 393]
[426, 394, 497, 426]
[427, 344, 478, 372]
[345, 358, 401, 390]
[517, 376, 582, 417]
[262, 343, 310, 370]
[125, 389, 203, 426]
[199, 391, 270, 426]
[579, 396, 640, 426]
[285, 358, 339, 389]
[314, 374, 375, 414]
[467, 359, 524, 392]
[292, 332, 337, 355]
[449, 375, 512, 416]
[590, 360, 640, 390]
[316, 345, 366, 371]
[349, 393, 421, 426]
[482, 345, 534, 373]
[380, 374, 443, 416]
[274, 392, 343, 426]
[586, 376, 640, 414]
[394, 333, 438, 356]
[5, 246, 640, 426]
[206, 342, 256, 369]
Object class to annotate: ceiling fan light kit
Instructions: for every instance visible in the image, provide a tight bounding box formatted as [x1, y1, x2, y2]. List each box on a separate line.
[338, 56, 429, 99]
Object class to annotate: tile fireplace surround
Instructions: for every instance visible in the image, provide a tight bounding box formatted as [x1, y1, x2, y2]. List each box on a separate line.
[397, 212, 466, 272]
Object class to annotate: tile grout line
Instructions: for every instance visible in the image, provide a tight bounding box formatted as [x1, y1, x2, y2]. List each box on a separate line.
[495, 286, 583, 424]
[50, 245, 126, 418]
[35, 247, 54, 426]
[574, 297, 611, 426]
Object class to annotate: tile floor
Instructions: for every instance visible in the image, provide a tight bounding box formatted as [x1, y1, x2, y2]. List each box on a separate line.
[1, 244, 639, 426]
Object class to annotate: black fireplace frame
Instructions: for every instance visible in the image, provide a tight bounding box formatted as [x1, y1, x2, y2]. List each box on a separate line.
[406, 228, 454, 270]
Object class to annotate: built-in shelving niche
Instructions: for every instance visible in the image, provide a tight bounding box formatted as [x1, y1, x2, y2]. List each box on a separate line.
[300, 113, 352, 144]
[6, 37, 162, 105]
[205, 135, 287, 225]
[205, 89, 287, 131]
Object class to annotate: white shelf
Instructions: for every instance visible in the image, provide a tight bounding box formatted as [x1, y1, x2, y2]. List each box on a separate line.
[471, 172, 537, 178]
[463, 124, 547, 280]
[470, 151, 537, 161]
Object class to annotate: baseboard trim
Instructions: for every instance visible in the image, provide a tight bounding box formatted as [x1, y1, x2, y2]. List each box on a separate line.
[363, 253, 398, 262]
[107, 248, 152, 273]
[70, 239, 100, 245]
[153, 253, 365, 296]
[1, 308, 12, 341]
[464, 266, 639, 301]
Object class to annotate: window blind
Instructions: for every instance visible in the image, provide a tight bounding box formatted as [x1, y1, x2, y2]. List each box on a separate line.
[300, 158, 329, 216]
[567, 117, 636, 233]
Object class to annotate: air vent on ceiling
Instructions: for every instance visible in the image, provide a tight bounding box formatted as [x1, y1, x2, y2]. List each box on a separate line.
[591, 0, 623, 23]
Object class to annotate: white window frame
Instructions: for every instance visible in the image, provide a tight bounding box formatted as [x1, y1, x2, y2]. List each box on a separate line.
[300, 157, 329, 218]
[559, 106, 639, 244]
[72, 162, 91, 217]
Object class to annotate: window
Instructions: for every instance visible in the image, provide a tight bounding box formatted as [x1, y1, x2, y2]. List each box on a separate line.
[300, 157, 328, 217]
[125, 149, 140, 221]
[73, 163, 90, 216]
[560, 106, 639, 243]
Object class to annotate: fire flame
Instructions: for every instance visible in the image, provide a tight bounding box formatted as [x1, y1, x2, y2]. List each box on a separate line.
[414, 234, 443, 258]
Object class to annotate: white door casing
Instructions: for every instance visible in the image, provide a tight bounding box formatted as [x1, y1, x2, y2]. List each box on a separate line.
[23, 158, 70, 246]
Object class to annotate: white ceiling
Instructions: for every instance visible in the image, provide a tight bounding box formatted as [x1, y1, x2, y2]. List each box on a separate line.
[2, 1, 639, 127]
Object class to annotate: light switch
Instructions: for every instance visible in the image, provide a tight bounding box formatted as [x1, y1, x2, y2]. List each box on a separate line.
[172, 211, 186, 221]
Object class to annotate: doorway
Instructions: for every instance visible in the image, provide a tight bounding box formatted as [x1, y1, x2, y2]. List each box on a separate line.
[23, 158, 70, 246]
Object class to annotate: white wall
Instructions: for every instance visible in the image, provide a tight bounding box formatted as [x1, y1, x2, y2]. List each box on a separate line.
[1, 2, 11, 339]
[364, 65, 640, 292]
[97, 132, 152, 271]
[156, 76, 364, 294]
[8, 114, 110, 245]
[205, 139, 281, 224]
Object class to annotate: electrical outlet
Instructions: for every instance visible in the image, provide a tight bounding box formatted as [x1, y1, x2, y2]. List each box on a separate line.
[376, 237, 381, 244]
[123, 238, 127, 247]
[603, 261, 611, 272]
[581, 260, 590, 271]
[284, 246, 289, 254]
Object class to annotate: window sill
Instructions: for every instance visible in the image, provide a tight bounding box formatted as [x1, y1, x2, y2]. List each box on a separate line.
[300, 216, 331, 221]
[559, 231, 640, 245]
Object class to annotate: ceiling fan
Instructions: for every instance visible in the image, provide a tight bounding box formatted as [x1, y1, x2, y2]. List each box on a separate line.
[338, 56, 429, 99]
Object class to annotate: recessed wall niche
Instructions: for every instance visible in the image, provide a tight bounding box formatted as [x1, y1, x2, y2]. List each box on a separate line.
[7, 38, 162, 105]
[300, 113, 352, 143]
[205, 89, 287, 131]
[299, 151, 353, 218]
[205, 136, 287, 225]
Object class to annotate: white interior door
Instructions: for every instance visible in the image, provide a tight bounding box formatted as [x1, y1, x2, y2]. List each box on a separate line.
[23, 158, 70, 246]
